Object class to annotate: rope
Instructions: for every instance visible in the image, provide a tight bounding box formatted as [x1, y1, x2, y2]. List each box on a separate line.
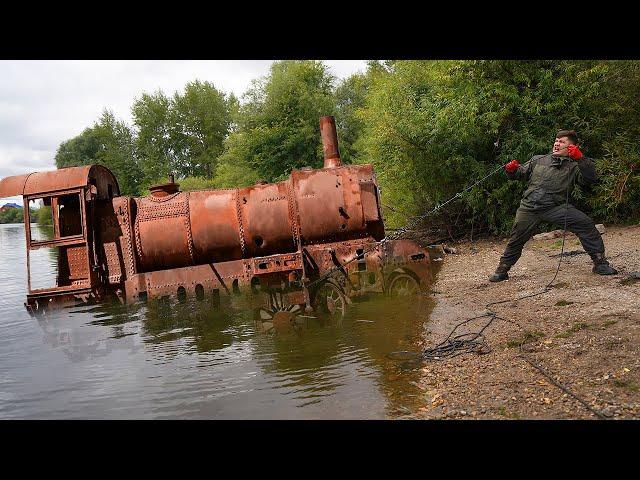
[306, 162, 508, 290]
[388, 168, 608, 419]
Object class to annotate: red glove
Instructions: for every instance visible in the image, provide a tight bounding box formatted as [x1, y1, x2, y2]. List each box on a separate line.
[505, 160, 520, 173]
[567, 144, 583, 160]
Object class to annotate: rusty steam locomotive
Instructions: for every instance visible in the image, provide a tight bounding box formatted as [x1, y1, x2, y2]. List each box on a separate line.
[0, 116, 438, 320]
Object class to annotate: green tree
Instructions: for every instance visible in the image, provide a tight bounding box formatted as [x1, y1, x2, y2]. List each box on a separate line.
[132, 90, 174, 184]
[55, 128, 100, 169]
[0, 207, 24, 224]
[93, 111, 143, 196]
[334, 71, 370, 164]
[218, 60, 337, 182]
[33, 205, 52, 226]
[356, 60, 630, 235]
[55, 110, 143, 195]
[170, 81, 236, 178]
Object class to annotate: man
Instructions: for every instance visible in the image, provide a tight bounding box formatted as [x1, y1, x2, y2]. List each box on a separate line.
[489, 129, 617, 282]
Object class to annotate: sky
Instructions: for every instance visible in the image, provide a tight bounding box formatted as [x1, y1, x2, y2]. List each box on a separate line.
[0, 60, 368, 206]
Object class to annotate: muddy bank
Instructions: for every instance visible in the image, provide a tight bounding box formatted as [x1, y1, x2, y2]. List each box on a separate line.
[410, 224, 640, 419]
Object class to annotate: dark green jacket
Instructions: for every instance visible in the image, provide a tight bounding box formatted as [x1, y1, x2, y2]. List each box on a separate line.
[507, 153, 598, 211]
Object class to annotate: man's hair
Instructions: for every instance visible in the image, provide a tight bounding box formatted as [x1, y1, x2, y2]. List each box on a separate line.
[556, 129, 579, 145]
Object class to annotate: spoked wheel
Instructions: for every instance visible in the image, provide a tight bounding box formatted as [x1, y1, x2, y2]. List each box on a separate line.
[256, 290, 302, 333]
[387, 273, 420, 297]
[312, 281, 347, 319]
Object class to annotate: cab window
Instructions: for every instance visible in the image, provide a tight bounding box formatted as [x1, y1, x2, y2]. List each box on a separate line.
[28, 193, 84, 244]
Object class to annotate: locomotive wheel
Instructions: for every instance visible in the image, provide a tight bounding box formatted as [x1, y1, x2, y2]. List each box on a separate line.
[313, 281, 347, 319]
[387, 273, 420, 297]
[256, 294, 302, 334]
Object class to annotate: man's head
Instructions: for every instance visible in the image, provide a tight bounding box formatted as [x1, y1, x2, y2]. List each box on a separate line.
[552, 129, 579, 156]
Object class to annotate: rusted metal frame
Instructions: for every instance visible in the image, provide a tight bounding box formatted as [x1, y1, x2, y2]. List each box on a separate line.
[129, 198, 142, 274]
[25, 188, 86, 247]
[79, 189, 92, 292]
[25, 186, 87, 204]
[140, 259, 252, 299]
[304, 238, 384, 291]
[124, 201, 138, 278]
[184, 192, 195, 264]
[28, 237, 85, 251]
[51, 197, 60, 239]
[29, 284, 94, 295]
[86, 188, 100, 281]
[26, 287, 94, 313]
[23, 197, 32, 292]
[252, 252, 301, 274]
[286, 177, 312, 311]
[21, 172, 34, 197]
[208, 263, 231, 295]
[23, 188, 91, 295]
[235, 188, 247, 257]
[329, 249, 358, 290]
[133, 198, 143, 265]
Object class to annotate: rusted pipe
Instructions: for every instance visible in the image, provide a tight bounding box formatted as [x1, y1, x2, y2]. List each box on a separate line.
[320, 116, 341, 168]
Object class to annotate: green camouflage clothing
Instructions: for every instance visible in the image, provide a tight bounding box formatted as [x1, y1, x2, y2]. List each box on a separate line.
[499, 153, 604, 268]
[507, 153, 597, 211]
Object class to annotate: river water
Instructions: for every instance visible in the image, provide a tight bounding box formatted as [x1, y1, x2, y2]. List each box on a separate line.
[0, 223, 436, 419]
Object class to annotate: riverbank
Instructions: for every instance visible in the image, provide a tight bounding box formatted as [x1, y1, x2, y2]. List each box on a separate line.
[410, 224, 640, 419]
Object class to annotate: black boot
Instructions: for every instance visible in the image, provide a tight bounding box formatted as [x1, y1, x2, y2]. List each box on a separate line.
[590, 253, 618, 275]
[489, 263, 510, 282]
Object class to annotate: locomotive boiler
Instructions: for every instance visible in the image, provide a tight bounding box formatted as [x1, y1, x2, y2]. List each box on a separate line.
[0, 116, 439, 321]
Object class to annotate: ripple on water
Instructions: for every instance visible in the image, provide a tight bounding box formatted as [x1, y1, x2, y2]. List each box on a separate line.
[0, 223, 435, 419]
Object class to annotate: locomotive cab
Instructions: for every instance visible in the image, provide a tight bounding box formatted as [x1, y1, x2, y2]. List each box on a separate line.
[0, 165, 120, 312]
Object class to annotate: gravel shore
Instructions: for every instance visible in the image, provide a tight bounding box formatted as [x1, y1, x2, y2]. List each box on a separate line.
[411, 224, 640, 419]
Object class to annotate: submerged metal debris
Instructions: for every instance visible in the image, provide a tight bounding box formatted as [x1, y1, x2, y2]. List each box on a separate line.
[0, 116, 439, 318]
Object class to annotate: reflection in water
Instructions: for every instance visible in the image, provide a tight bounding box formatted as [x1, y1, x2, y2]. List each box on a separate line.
[38, 312, 144, 363]
[1, 223, 438, 419]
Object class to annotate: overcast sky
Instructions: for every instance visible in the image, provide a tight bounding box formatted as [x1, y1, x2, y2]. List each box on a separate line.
[0, 60, 368, 205]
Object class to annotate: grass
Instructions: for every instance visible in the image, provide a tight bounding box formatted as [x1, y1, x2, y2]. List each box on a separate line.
[612, 379, 639, 392]
[550, 237, 579, 249]
[604, 338, 628, 350]
[555, 322, 590, 338]
[507, 330, 545, 348]
[602, 320, 618, 328]
[620, 277, 639, 286]
[497, 405, 520, 419]
[554, 299, 575, 307]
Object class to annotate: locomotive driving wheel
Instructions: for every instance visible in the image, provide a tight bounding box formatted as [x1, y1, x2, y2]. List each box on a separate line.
[312, 281, 347, 319]
[256, 291, 302, 333]
[387, 273, 420, 297]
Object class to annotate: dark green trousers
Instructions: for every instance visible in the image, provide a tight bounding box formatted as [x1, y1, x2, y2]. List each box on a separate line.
[500, 204, 605, 268]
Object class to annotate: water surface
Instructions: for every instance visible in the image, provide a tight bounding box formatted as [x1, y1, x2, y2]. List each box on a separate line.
[0, 223, 435, 419]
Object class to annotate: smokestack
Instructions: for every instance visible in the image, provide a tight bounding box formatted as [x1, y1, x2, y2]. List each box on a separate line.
[320, 116, 341, 168]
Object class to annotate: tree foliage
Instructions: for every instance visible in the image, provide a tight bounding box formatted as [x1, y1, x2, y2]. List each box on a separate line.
[334, 70, 370, 164]
[218, 61, 337, 182]
[0, 207, 24, 224]
[132, 81, 235, 185]
[357, 60, 640, 234]
[55, 110, 143, 195]
[52, 60, 640, 238]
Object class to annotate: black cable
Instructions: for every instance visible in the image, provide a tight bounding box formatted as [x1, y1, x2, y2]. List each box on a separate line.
[392, 175, 607, 419]
[306, 162, 508, 291]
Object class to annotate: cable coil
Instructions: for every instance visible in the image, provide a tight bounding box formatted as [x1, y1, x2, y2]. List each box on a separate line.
[386, 166, 608, 419]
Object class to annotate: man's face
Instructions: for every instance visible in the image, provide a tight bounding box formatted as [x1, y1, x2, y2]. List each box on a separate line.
[552, 136, 573, 156]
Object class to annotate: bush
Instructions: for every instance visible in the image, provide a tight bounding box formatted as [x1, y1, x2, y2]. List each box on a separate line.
[357, 60, 640, 237]
[0, 207, 24, 224]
